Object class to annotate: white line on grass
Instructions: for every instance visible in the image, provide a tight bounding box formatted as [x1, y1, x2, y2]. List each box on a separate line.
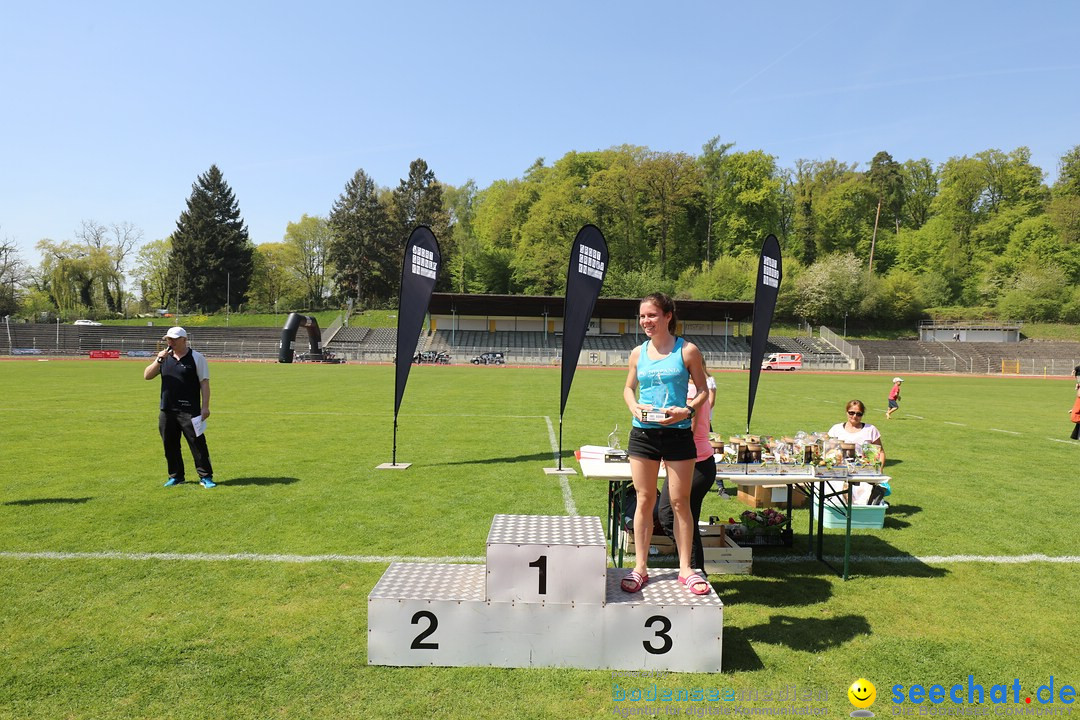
[544, 416, 578, 516]
[1047, 438, 1080, 444]
[904, 414, 924, 419]
[944, 421, 967, 426]
[990, 428, 1021, 435]
[5, 550, 1079, 566]
[753, 553, 1080, 565]
[0, 551, 485, 563]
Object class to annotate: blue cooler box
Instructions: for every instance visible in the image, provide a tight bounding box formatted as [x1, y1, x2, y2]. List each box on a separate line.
[822, 504, 886, 529]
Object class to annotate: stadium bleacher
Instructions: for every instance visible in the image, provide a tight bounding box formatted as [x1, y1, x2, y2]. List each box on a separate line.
[6, 323, 1079, 375]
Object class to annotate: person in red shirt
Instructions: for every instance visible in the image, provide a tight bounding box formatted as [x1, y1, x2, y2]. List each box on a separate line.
[885, 377, 903, 420]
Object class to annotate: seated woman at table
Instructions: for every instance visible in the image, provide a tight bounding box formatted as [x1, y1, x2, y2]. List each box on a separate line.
[656, 374, 716, 579]
[828, 399, 887, 503]
[623, 292, 710, 596]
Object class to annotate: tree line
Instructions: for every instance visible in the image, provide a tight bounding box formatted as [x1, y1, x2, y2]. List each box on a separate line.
[5, 140, 1080, 327]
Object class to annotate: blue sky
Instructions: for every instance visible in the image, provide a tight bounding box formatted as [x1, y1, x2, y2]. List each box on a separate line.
[2, 1, 1078, 265]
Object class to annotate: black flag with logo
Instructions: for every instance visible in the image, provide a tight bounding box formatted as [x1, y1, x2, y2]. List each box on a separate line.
[558, 224, 608, 468]
[392, 226, 440, 464]
[747, 234, 782, 432]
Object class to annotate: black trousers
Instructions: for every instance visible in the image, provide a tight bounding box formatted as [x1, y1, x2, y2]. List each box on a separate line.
[656, 455, 716, 575]
[159, 410, 213, 481]
[1072, 423, 1079, 440]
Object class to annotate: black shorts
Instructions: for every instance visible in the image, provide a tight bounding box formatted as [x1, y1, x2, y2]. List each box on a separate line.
[888, 399, 899, 409]
[627, 426, 696, 462]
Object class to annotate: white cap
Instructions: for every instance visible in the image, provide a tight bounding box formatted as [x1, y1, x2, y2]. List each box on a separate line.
[892, 377, 903, 383]
[163, 326, 187, 339]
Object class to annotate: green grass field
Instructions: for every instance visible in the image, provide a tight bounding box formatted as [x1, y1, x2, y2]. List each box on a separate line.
[1, 360, 1078, 719]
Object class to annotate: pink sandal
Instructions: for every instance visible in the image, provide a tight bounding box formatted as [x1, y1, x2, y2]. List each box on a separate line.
[679, 572, 710, 596]
[621, 570, 649, 593]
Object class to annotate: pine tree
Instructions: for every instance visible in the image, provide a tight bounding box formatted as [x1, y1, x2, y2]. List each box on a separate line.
[170, 165, 254, 312]
[390, 158, 450, 258]
[327, 169, 394, 303]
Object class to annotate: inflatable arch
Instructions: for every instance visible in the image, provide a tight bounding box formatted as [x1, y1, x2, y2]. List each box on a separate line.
[278, 312, 323, 363]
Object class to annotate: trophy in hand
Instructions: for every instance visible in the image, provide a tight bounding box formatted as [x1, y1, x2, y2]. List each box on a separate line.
[640, 371, 670, 422]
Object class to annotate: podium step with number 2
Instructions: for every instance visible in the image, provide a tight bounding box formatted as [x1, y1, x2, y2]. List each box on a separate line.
[367, 514, 723, 671]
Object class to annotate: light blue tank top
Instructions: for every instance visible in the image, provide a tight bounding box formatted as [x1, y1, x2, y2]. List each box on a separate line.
[633, 337, 690, 429]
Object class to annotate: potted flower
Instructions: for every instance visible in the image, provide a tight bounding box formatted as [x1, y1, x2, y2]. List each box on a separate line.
[727, 508, 788, 545]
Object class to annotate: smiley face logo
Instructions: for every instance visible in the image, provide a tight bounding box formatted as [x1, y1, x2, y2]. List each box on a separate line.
[848, 678, 877, 710]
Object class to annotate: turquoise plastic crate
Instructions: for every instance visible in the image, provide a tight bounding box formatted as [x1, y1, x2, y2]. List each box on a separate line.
[822, 504, 886, 529]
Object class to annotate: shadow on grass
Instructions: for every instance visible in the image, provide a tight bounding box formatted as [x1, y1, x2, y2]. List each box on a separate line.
[715, 576, 833, 607]
[717, 627, 765, 672]
[3, 497, 94, 506]
[216, 477, 300, 487]
[432, 451, 573, 466]
[741, 614, 871, 653]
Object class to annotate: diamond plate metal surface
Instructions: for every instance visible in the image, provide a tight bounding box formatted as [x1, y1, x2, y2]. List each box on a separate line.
[368, 562, 486, 602]
[487, 514, 605, 546]
[605, 568, 724, 608]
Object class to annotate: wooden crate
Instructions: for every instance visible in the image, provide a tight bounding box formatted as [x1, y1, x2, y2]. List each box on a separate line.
[625, 525, 751, 575]
[736, 483, 809, 509]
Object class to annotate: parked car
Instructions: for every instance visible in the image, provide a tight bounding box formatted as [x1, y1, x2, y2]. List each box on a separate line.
[471, 351, 506, 365]
[760, 352, 802, 371]
[73, 319, 102, 326]
[413, 351, 451, 364]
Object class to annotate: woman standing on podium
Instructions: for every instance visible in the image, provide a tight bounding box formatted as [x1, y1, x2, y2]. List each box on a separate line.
[622, 293, 710, 596]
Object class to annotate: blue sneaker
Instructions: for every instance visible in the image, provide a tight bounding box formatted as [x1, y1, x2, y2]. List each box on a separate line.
[163, 478, 184, 487]
[199, 477, 217, 489]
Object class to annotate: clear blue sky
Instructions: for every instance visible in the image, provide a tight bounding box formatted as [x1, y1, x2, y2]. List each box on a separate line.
[3, 1, 1078, 265]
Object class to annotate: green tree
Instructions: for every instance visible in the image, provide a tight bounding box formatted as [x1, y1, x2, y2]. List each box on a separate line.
[699, 136, 735, 263]
[0, 238, 26, 316]
[710, 150, 783, 258]
[588, 146, 649, 272]
[793, 252, 865, 325]
[283, 215, 332, 308]
[132, 238, 174, 310]
[390, 159, 451, 264]
[996, 264, 1070, 322]
[867, 151, 904, 272]
[171, 165, 254, 312]
[248, 243, 303, 312]
[1054, 145, 1080, 198]
[901, 158, 938, 230]
[327, 169, 393, 303]
[859, 269, 925, 326]
[35, 239, 96, 315]
[639, 151, 701, 277]
[442, 180, 479, 293]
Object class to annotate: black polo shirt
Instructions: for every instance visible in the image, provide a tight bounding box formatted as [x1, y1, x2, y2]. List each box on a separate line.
[159, 349, 208, 413]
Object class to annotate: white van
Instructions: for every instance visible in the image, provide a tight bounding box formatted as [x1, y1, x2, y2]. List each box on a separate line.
[761, 352, 802, 371]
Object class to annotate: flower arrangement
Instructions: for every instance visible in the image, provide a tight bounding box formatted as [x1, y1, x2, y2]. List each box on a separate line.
[728, 508, 788, 537]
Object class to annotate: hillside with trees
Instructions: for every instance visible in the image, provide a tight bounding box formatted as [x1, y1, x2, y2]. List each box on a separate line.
[6, 142, 1080, 329]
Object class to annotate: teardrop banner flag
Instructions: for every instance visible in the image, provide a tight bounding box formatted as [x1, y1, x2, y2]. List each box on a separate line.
[550, 224, 609, 473]
[747, 234, 782, 433]
[385, 226, 441, 469]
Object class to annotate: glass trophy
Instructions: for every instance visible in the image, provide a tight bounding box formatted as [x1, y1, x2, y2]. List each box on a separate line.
[641, 371, 670, 422]
[605, 424, 627, 461]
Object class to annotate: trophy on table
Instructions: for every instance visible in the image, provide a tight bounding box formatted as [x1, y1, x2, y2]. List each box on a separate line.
[605, 424, 627, 462]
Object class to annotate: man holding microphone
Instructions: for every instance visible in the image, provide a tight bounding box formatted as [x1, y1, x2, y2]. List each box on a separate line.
[143, 326, 215, 488]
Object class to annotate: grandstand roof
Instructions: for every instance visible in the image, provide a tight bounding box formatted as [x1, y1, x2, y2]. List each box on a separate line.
[429, 293, 753, 321]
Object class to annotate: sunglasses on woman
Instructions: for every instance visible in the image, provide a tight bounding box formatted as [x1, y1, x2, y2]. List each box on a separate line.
[848, 410, 864, 417]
